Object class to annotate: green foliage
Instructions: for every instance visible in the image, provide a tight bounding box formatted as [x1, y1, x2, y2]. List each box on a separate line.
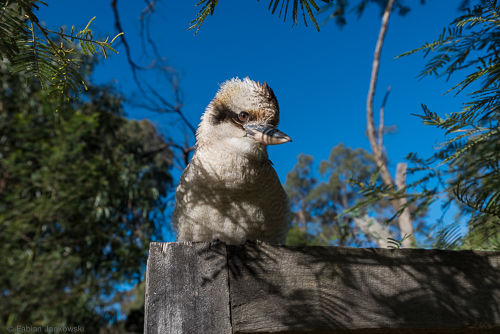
[462, 215, 500, 249]
[189, 0, 330, 33]
[344, 155, 435, 221]
[265, 0, 325, 31]
[399, 0, 500, 248]
[0, 0, 122, 99]
[0, 59, 173, 329]
[431, 222, 463, 250]
[286, 225, 330, 246]
[189, 0, 218, 33]
[115, 282, 145, 333]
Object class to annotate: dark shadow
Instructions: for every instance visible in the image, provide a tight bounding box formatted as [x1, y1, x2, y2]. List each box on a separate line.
[173, 153, 288, 244]
[145, 241, 499, 333]
[223, 243, 500, 332]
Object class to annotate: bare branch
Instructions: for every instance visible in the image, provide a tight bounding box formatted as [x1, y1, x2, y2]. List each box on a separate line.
[396, 162, 414, 247]
[365, 0, 414, 246]
[142, 141, 194, 172]
[143, 80, 196, 135]
[140, 0, 163, 58]
[366, 0, 395, 188]
[111, 0, 147, 94]
[140, 0, 157, 20]
[378, 85, 391, 149]
[110, 0, 197, 167]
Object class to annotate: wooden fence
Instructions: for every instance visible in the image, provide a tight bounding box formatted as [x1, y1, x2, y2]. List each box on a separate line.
[144, 241, 500, 333]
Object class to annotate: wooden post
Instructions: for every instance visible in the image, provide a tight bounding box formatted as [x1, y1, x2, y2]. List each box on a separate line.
[144, 241, 500, 333]
[144, 242, 231, 334]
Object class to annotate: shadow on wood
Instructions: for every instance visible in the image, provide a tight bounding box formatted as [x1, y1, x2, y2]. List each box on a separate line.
[144, 241, 500, 333]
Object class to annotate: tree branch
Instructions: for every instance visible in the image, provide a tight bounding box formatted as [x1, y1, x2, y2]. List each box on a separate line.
[111, 0, 147, 95]
[378, 85, 391, 149]
[366, 0, 395, 188]
[110, 0, 197, 166]
[396, 162, 414, 247]
[365, 0, 414, 247]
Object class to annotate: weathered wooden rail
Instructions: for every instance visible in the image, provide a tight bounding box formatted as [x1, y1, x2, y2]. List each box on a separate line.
[144, 241, 500, 333]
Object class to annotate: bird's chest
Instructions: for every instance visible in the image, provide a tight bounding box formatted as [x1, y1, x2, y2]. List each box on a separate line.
[176, 151, 287, 243]
[190, 151, 271, 190]
[179, 153, 284, 222]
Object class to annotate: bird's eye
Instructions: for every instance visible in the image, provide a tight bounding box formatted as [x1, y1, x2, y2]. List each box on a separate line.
[238, 111, 249, 122]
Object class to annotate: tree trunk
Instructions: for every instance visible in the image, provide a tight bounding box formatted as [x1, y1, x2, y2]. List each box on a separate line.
[365, 0, 414, 247]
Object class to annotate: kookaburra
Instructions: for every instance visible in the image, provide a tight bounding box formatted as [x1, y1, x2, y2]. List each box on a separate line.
[173, 77, 291, 244]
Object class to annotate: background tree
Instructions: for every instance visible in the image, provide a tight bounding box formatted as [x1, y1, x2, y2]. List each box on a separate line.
[0, 57, 173, 330]
[0, 1, 181, 330]
[285, 145, 391, 246]
[334, 0, 499, 250]
[285, 144, 429, 247]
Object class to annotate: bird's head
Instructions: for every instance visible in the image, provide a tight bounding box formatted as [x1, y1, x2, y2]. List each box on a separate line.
[197, 77, 291, 156]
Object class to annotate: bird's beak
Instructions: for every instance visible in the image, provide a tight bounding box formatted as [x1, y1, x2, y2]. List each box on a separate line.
[243, 124, 292, 145]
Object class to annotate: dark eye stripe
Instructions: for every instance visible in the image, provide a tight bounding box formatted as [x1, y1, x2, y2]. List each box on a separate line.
[211, 101, 231, 125]
[211, 101, 257, 127]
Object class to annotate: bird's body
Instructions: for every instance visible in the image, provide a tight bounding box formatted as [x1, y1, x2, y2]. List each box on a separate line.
[173, 78, 291, 244]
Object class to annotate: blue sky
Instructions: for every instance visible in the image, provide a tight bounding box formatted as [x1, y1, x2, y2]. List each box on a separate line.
[39, 1, 468, 240]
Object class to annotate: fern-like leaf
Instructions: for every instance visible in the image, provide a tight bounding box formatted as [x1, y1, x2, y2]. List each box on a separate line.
[188, 0, 218, 34]
[0, 1, 122, 101]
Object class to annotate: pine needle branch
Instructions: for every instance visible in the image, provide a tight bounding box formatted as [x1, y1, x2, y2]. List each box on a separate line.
[1, 0, 121, 100]
[188, 0, 328, 34]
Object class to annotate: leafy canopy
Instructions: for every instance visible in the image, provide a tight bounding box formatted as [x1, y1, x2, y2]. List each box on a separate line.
[0, 58, 173, 329]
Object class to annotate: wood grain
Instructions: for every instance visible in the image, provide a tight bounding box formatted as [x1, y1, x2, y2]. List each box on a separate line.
[145, 241, 500, 333]
[144, 242, 232, 334]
